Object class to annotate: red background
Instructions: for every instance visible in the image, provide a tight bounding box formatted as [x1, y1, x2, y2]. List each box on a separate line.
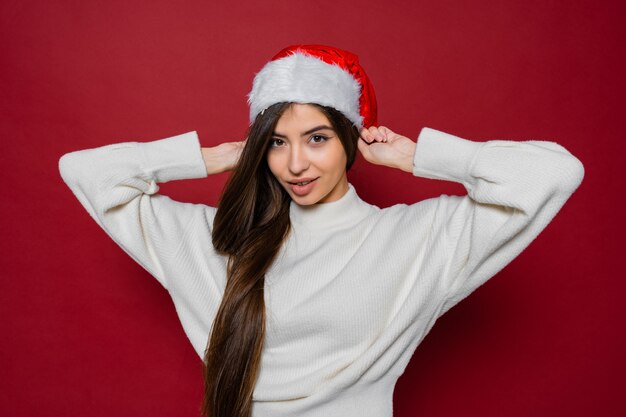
[1, 1, 624, 416]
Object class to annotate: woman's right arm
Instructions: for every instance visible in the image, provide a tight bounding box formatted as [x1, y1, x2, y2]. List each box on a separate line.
[58, 131, 241, 290]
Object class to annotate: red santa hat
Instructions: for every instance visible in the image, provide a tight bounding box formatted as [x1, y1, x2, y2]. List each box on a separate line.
[247, 44, 378, 130]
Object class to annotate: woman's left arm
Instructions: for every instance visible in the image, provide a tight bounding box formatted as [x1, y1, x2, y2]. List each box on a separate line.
[359, 126, 585, 311]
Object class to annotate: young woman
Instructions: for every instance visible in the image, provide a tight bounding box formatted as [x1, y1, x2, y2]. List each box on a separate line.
[58, 44, 585, 417]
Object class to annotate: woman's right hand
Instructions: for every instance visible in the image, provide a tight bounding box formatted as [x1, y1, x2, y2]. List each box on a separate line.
[201, 140, 246, 175]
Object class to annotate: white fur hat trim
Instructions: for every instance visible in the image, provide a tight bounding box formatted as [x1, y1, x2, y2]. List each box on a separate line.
[247, 52, 363, 128]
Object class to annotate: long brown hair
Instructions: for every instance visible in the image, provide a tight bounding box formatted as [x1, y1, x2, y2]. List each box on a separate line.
[202, 102, 360, 417]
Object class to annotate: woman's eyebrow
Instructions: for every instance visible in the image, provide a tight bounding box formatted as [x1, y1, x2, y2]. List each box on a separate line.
[272, 125, 334, 138]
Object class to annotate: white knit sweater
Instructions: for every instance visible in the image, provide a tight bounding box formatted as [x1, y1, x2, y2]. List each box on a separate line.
[58, 127, 584, 416]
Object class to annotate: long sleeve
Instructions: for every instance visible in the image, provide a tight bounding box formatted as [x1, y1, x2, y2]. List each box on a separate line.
[241, 126, 586, 412]
[58, 131, 211, 290]
[411, 127, 585, 312]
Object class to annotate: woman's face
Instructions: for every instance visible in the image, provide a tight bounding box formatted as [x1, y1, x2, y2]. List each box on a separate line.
[267, 103, 349, 206]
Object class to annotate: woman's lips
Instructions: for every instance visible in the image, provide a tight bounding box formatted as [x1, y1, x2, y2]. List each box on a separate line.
[288, 177, 319, 197]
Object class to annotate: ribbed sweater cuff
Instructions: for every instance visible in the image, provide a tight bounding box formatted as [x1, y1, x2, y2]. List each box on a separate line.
[137, 131, 209, 183]
[412, 127, 483, 185]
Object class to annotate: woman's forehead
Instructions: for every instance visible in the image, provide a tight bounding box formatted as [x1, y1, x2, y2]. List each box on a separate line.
[274, 104, 334, 136]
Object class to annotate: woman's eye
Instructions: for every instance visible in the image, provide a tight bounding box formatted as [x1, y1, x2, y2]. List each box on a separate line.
[310, 135, 328, 144]
[270, 138, 285, 147]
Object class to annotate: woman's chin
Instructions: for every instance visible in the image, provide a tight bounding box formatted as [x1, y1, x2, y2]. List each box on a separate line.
[289, 194, 321, 206]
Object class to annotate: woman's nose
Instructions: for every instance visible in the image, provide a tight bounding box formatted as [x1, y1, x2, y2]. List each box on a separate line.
[288, 146, 309, 175]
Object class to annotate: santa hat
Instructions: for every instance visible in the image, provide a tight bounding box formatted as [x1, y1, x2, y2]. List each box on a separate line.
[247, 44, 377, 130]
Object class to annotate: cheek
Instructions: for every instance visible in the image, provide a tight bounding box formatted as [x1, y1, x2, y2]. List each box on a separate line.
[266, 153, 283, 178]
[321, 144, 348, 175]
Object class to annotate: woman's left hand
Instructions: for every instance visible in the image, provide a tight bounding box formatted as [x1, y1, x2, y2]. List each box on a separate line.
[358, 126, 416, 173]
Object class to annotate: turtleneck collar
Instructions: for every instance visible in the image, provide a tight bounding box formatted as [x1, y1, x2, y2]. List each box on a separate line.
[289, 183, 374, 230]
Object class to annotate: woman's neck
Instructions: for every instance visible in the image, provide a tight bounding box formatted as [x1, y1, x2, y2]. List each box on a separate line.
[289, 184, 372, 230]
